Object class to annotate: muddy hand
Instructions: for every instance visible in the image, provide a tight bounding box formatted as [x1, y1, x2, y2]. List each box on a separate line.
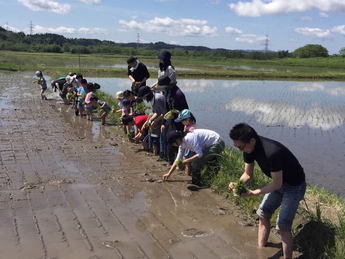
[228, 182, 236, 191]
[162, 173, 170, 181]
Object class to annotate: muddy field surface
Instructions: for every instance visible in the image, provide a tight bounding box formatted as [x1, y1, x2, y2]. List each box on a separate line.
[0, 72, 280, 259]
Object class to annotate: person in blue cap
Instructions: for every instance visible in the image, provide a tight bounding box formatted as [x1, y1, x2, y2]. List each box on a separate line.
[162, 128, 225, 186]
[175, 109, 197, 132]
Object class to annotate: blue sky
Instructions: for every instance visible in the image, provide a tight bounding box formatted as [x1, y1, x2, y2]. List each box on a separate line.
[1, 0, 345, 54]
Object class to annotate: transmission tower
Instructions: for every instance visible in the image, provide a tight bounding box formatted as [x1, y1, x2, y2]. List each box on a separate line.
[264, 34, 269, 53]
[136, 33, 140, 48]
[29, 21, 34, 35]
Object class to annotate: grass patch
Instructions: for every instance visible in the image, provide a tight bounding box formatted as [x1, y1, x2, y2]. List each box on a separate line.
[2, 50, 345, 80]
[200, 146, 345, 258]
[94, 90, 120, 125]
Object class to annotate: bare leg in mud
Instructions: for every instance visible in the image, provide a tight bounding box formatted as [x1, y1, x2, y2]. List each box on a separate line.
[258, 217, 270, 247]
[41, 88, 48, 100]
[258, 217, 293, 259]
[280, 230, 293, 259]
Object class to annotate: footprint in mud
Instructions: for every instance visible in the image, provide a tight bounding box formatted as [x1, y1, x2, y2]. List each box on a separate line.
[181, 228, 210, 238]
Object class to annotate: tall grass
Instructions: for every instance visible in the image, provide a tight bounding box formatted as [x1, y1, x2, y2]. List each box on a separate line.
[95, 90, 120, 124]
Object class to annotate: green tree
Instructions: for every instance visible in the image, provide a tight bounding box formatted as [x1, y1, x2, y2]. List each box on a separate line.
[293, 44, 328, 58]
[339, 48, 345, 57]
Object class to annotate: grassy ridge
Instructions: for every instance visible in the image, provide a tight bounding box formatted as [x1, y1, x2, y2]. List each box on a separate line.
[201, 147, 345, 258]
[2, 50, 345, 80]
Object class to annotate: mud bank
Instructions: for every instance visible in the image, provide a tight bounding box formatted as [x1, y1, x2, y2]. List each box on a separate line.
[0, 72, 284, 258]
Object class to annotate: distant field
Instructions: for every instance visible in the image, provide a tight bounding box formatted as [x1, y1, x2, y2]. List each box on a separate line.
[1, 50, 345, 80]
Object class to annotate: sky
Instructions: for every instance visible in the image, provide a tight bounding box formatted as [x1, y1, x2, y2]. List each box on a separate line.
[1, 0, 345, 54]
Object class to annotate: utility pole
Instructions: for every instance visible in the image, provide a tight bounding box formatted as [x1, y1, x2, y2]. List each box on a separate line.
[136, 33, 140, 49]
[264, 34, 269, 53]
[29, 21, 34, 35]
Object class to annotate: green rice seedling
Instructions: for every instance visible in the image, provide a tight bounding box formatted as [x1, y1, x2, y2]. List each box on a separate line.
[233, 180, 247, 196]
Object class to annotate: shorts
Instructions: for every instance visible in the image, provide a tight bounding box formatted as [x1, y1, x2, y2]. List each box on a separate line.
[191, 139, 225, 173]
[102, 106, 112, 114]
[85, 105, 93, 114]
[256, 182, 306, 231]
[143, 133, 159, 149]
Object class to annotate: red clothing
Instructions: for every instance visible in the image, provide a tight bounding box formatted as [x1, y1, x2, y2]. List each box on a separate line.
[134, 115, 148, 130]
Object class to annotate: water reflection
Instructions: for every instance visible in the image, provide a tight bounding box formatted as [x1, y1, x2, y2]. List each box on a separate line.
[290, 82, 345, 96]
[179, 79, 240, 93]
[225, 98, 345, 130]
[85, 77, 345, 196]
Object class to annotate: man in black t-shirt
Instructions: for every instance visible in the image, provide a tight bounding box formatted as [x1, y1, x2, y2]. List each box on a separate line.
[228, 123, 306, 259]
[127, 56, 150, 94]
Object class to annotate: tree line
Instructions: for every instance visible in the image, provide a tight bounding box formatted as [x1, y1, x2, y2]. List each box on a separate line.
[0, 26, 339, 59]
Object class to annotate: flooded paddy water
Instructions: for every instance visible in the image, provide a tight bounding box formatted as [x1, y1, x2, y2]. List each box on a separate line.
[90, 77, 345, 197]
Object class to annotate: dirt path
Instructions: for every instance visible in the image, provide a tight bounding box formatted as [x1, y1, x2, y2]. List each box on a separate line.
[0, 72, 280, 259]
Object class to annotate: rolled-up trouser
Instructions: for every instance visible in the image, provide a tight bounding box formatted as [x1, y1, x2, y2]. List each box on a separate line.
[191, 138, 225, 183]
[256, 182, 306, 231]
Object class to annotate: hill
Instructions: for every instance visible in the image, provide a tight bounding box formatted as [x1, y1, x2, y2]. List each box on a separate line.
[0, 27, 288, 59]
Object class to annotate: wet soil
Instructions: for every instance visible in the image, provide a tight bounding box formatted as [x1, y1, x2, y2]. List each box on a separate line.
[0, 72, 281, 258]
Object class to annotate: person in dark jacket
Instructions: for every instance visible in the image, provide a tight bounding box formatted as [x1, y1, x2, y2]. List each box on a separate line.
[127, 56, 150, 94]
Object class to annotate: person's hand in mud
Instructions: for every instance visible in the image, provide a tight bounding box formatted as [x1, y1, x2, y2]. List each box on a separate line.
[162, 172, 171, 181]
[228, 182, 236, 192]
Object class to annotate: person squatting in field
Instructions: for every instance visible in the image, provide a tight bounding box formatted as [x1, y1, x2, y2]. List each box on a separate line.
[162, 129, 225, 187]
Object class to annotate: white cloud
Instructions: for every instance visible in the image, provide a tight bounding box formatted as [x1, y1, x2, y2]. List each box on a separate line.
[118, 17, 217, 37]
[332, 25, 345, 35]
[2, 24, 21, 32]
[33, 25, 107, 35]
[229, 0, 345, 17]
[319, 12, 329, 17]
[225, 98, 345, 130]
[235, 33, 266, 43]
[225, 26, 242, 34]
[290, 82, 345, 96]
[294, 27, 331, 38]
[225, 26, 265, 44]
[18, 0, 71, 14]
[79, 0, 101, 4]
